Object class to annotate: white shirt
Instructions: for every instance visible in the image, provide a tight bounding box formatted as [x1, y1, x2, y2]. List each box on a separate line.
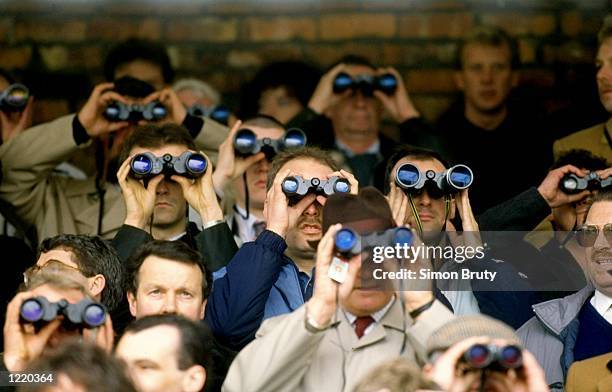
[233, 205, 265, 244]
[335, 138, 380, 158]
[591, 290, 612, 325]
[344, 296, 395, 337]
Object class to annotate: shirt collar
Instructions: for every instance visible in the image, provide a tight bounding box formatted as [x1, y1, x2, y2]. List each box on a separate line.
[335, 138, 380, 158]
[233, 204, 263, 243]
[344, 296, 396, 325]
[167, 231, 186, 241]
[591, 290, 612, 318]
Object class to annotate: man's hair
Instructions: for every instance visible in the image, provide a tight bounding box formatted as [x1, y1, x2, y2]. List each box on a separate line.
[598, 14, 612, 46]
[23, 270, 89, 297]
[118, 123, 196, 165]
[455, 25, 520, 70]
[122, 314, 213, 390]
[38, 235, 122, 311]
[382, 145, 450, 195]
[104, 38, 174, 84]
[266, 146, 340, 191]
[329, 54, 376, 71]
[353, 358, 438, 392]
[551, 149, 609, 171]
[238, 60, 321, 119]
[173, 78, 221, 106]
[19, 343, 136, 392]
[125, 240, 209, 300]
[591, 188, 612, 205]
[242, 114, 287, 131]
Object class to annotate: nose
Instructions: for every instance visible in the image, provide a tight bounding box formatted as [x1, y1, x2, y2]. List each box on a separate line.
[161, 292, 177, 314]
[597, 63, 612, 85]
[303, 201, 320, 217]
[481, 66, 494, 83]
[352, 90, 369, 108]
[418, 190, 432, 206]
[156, 178, 170, 195]
[257, 158, 270, 173]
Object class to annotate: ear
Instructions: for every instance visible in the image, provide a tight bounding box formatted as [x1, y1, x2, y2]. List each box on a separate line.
[453, 71, 465, 91]
[200, 299, 207, 320]
[182, 365, 206, 392]
[127, 291, 138, 317]
[88, 274, 106, 300]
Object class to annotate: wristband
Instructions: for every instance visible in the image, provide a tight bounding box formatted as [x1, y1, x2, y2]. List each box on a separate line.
[409, 299, 435, 319]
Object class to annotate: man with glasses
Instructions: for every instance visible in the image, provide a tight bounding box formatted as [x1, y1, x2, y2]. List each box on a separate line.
[518, 188, 612, 392]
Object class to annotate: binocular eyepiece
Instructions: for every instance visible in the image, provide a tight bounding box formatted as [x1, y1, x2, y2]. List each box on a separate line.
[0, 83, 30, 112]
[130, 151, 208, 181]
[462, 344, 523, 371]
[559, 172, 612, 194]
[332, 72, 398, 96]
[188, 104, 230, 125]
[234, 128, 307, 159]
[334, 226, 413, 258]
[281, 175, 351, 205]
[395, 163, 473, 198]
[104, 101, 167, 123]
[20, 296, 107, 329]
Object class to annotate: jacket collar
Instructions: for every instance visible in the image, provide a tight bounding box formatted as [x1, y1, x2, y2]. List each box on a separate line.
[533, 284, 594, 336]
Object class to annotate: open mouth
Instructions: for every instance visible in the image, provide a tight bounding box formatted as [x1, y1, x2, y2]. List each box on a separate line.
[300, 223, 322, 234]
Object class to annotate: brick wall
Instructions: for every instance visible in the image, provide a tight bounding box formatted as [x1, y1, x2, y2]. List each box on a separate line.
[0, 0, 609, 124]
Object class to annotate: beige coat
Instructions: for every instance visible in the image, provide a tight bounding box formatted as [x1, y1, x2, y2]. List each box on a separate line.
[222, 300, 453, 392]
[0, 114, 227, 241]
[566, 352, 612, 392]
[553, 118, 612, 162]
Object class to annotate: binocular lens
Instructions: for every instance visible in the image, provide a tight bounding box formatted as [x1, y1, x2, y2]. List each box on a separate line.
[377, 73, 397, 94]
[396, 164, 420, 188]
[186, 154, 207, 174]
[334, 180, 350, 194]
[335, 228, 357, 253]
[562, 177, 578, 191]
[6, 86, 29, 106]
[211, 105, 230, 123]
[131, 155, 153, 175]
[448, 165, 473, 189]
[282, 178, 299, 193]
[283, 129, 306, 149]
[235, 129, 257, 149]
[152, 104, 167, 119]
[499, 346, 522, 368]
[333, 72, 353, 93]
[393, 227, 413, 246]
[84, 304, 106, 327]
[465, 344, 491, 368]
[104, 104, 121, 120]
[20, 298, 44, 322]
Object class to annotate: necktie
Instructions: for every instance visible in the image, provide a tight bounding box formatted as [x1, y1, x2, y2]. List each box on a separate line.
[354, 316, 375, 339]
[253, 221, 266, 238]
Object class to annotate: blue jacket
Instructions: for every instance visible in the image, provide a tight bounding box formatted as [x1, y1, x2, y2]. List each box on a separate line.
[205, 230, 312, 351]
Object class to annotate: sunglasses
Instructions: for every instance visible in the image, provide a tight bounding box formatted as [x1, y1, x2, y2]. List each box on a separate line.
[575, 224, 612, 247]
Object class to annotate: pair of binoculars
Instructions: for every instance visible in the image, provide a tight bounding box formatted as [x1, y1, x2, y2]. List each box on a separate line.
[0, 83, 29, 112]
[20, 296, 106, 329]
[104, 101, 167, 122]
[395, 163, 473, 198]
[333, 72, 397, 96]
[462, 344, 523, 371]
[130, 151, 207, 181]
[281, 175, 350, 205]
[234, 128, 307, 160]
[560, 172, 612, 194]
[188, 104, 230, 125]
[334, 226, 413, 258]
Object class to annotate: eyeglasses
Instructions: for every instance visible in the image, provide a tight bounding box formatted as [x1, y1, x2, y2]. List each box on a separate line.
[23, 260, 82, 286]
[575, 224, 612, 247]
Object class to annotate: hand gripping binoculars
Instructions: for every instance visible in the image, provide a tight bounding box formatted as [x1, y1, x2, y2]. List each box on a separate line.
[560, 172, 612, 194]
[0, 83, 30, 112]
[334, 226, 413, 258]
[395, 163, 473, 198]
[332, 72, 397, 96]
[130, 151, 208, 181]
[281, 175, 350, 205]
[462, 344, 523, 371]
[104, 101, 167, 123]
[234, 128, 307, 160]
[188, 104, 230, 125]
[20, 296, 107, 330]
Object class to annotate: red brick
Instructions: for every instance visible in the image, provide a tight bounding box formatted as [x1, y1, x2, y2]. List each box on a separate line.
[383, 43, 456, 67]
[481, 13, 556, 36]
[404, 69, 457, 94]
[226, 50, 263, 69]
[14, 19, 86, 42]
[364, 0, 468, 11]
[399, 13, 474, 38]
[320, 13, 396, 40]
[246, 16, 316, 42]
[166, 18, 238, 42]
[412, 95, 454, 122]
[88, 18, 162, 40]
[518, 39, 537, 64]
[256, 44, 304, 62]
[561, 11, 582, 37]
[167, 46, 199, 70]
[0, 46, 32, 69]
[303, 43, 383, 67]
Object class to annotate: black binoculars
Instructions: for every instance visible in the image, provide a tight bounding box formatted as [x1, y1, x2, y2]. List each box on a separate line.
[462, 344, 523, 371]
[560, 172, 612, 194]
[281, 175, 350, 205]
[395, 163, 473, 198]
[0, 83, 29, 112]
[130, 151, 208, 181]
[104, 101, 167, 123]
[332, 72, 397, 96]
[234, 128, 307, 160]
[188, 104, 230, 125]
[334, 226, 413, 258]
[20, 296, 106, 330]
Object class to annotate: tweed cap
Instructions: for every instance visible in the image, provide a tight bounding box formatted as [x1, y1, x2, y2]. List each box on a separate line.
[426, 314, 521, 357]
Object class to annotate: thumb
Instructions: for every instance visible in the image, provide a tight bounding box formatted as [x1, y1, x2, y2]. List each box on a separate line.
[34, 318, 62, 346]
[146, 175, 164, 191]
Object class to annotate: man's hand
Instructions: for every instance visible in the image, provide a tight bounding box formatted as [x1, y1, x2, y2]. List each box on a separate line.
[537, 165, 589, 208]
[373, 67, 420, 123]
[263, 168, 316, 238]
[212, 120, 265, 195]
[77, 83, 130, 137]
[82, 314, 115, 353]
[172, 153, 224, 225]
[308, 63, 351, 114]
[387, 182, 409, 227]
[447, 189, 483, 250]
[0, 96, 33, 143]
[117, 155, 163, 229]
[3, 292, 62, 372]
[144, 88, 187, 125]
[307, 223, 361, 327]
